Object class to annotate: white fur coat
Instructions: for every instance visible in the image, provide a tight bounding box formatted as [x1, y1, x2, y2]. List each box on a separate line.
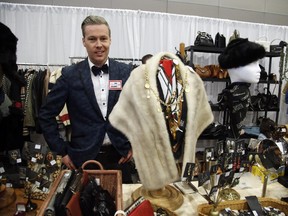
[109, 52, 214, 190]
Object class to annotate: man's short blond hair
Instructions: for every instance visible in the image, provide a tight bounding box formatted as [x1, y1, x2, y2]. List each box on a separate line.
[81, 15, 111, 37]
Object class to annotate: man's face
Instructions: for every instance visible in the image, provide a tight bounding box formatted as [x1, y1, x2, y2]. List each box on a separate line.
[82, 24, 111, 67]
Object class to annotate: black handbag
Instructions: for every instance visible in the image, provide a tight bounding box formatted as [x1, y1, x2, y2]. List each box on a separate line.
[250, 89, 278, 111]
[215, 32, 226, 48]
[80, 176, 116, 216]
[194, 31, 214, 47]
[259, 64, 268, 81]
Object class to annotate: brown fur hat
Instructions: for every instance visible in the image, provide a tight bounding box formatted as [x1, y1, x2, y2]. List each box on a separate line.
[218, 38, 266, 69]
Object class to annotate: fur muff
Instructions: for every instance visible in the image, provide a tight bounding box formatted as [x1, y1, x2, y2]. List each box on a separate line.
[218, 38, 266, 69]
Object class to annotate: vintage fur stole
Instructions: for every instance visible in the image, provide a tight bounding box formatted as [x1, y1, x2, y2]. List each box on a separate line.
[109, 52, 214, 190]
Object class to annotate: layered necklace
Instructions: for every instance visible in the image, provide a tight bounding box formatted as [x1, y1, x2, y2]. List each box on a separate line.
[144, 58, 190, 159]
[144, 59, 190, 115]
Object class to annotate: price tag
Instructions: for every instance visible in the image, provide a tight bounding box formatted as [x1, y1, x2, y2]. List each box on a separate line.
[0, 167, 5, 174]
[42, 187, 49, 193]
[50, 160, 56, 166]
[6, 183, 12, 187]
[35, 181, 41, 187]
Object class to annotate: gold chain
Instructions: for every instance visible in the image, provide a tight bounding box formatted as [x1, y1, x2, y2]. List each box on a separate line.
[144, 63, 190, 112]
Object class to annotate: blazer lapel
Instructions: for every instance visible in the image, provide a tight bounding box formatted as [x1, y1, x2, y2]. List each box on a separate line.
[79, 59, 103, 115]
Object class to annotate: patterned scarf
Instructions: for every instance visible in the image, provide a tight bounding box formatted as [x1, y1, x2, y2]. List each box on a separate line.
[157, 59, 187, 159]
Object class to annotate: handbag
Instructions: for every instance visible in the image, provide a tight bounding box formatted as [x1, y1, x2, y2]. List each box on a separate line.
[194, 64, 212, 78]
[215, 33, 226, 48]
[208, 64, 228, 79]
[54, 170, 76, 216]
[229, 29, 240, 43]
[65, 170, 88, 216]
[259, 64, 268, 81]
[125, 196, 154, 216]
[80, 175, 116, 216]
[194, 31, 214, 47]
[66, 192, 82, 216]
[250, 89, 279, 111]
[128, 200, 154, 216]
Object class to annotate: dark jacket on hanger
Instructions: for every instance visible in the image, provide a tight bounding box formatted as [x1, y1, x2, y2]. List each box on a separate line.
[38, 58, 132, 167]
[0, 75, 25, 152]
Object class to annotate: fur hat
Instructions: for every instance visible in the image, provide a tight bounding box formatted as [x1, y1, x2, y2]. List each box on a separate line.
[218, 38, 266, 69]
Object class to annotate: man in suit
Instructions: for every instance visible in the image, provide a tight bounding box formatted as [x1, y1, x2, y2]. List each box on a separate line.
[38, 15, 133, 183]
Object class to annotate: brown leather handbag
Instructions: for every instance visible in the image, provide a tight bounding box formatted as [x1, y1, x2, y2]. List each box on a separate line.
[217, 65, 229, 79]
[207, 64, 228, 79]
[209, 65, 219, 78]
[194, 65, 212, 78]
[66, 192, 82, 216]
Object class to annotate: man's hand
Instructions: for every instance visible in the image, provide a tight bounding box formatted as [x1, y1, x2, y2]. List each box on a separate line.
[118, 149, 133, 164]
[62, 155, 76, 170]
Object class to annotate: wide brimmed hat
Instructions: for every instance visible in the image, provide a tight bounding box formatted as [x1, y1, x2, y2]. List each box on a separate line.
[218, 38, 266, 69]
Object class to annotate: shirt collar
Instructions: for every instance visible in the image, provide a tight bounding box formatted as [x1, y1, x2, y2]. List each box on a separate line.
[88, 57, 109, 71]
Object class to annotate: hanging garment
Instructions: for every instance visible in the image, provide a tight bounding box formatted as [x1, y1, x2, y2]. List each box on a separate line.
[48, 67, 70, 126]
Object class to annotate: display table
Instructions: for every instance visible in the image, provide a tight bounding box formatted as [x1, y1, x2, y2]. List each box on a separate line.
[122, 173, 288, 216]
[0, 188, 43, 216]
[0, 173, 287, 216]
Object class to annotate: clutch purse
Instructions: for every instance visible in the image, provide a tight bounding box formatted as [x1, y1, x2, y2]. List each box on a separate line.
[125, 196, 154, 216]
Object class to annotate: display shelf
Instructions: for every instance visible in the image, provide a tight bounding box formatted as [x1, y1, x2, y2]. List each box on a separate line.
[185, 45, 282, 124]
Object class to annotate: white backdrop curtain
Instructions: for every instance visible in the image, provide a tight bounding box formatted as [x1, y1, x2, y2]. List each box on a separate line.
[1, 2, 288, 124]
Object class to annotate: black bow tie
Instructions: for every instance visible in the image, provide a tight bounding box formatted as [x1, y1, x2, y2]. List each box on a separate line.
[92, 64, 109, 76]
